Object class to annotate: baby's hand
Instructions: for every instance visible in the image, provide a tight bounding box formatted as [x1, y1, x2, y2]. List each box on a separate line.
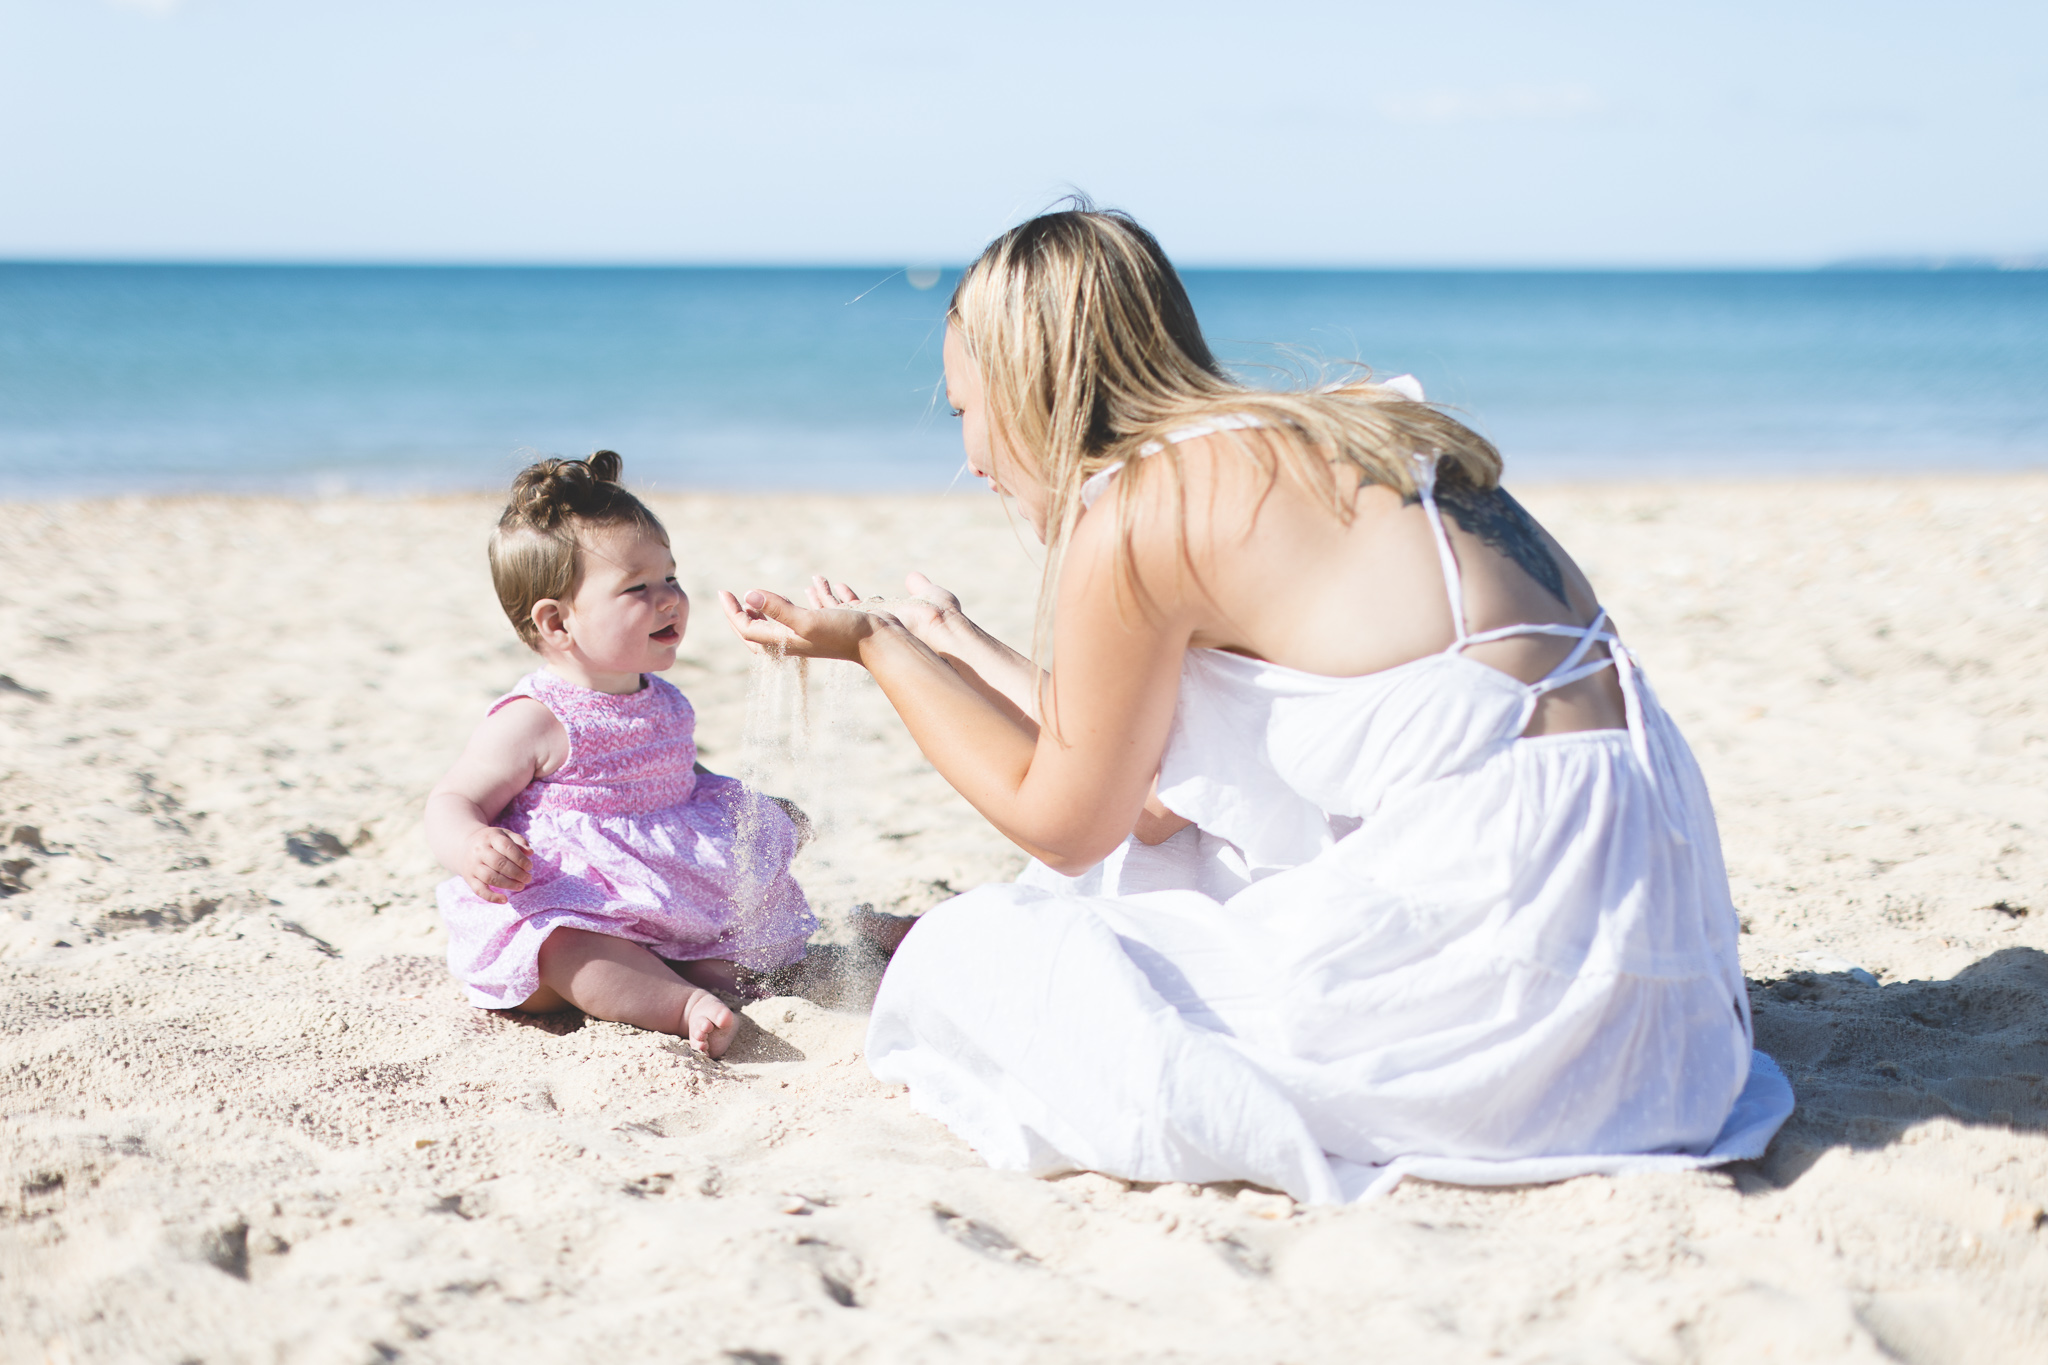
[461, 826, 533, 903]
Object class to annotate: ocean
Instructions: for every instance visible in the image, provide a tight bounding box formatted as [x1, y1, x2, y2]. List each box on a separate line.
[1, 264, 2043, 499]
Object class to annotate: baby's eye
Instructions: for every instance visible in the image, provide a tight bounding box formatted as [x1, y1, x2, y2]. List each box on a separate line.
[625, 583, 647, 593]
[949, 407, 963, 419]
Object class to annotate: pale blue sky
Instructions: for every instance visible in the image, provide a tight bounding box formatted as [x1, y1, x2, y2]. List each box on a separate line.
[2, 0, 2042, 265]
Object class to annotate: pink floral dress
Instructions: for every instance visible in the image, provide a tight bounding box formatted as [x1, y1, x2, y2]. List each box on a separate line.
[437, 670, 814, 1008]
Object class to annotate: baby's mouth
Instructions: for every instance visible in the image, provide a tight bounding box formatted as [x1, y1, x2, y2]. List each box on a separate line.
[650, 625, 679, 643]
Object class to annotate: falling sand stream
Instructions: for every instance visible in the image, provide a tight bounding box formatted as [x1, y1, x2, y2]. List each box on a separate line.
[728, 647, 882, 999]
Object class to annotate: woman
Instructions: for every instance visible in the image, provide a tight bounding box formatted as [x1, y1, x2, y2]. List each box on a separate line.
[722, 206, 1791, 1202]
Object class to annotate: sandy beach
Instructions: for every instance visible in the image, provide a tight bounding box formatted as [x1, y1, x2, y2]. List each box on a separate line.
[3, 475, 2046, 1364]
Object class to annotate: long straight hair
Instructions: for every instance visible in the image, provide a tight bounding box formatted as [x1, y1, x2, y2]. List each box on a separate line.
[947, 201, 1503, 728]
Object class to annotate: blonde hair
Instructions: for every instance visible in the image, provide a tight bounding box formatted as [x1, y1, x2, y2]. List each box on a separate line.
[488, 450, 668, 649]
[948, 203, 1504, 704]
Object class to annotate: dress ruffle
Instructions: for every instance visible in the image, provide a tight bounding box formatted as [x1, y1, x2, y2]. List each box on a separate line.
[439, 772, 813, 1007]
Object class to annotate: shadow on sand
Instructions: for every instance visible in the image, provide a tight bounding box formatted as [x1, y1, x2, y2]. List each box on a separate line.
[1743, 945, 2048, 1188]
[748, 940, 892, 1012]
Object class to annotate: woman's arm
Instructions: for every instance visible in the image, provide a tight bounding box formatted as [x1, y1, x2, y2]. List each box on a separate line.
[809, 572, 1042, 724]
[724, 484, 1196, 874]
[805, 572, 1192, 849]
[423, 699, 564, 903]
[720, 591, 1063, 854]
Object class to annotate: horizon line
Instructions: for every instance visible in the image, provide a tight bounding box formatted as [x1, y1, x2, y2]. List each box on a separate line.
[3, 254, 2046, 274]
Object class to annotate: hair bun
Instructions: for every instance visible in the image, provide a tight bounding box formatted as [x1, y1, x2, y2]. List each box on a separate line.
[506, 458, 582, 530]
[504, 451, 630, 529]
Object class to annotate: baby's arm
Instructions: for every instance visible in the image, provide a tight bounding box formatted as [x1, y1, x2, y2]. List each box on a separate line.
[425, 698, 567, 904]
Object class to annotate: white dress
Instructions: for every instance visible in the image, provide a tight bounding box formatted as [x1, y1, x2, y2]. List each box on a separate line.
[866, 415, 1793, 1203]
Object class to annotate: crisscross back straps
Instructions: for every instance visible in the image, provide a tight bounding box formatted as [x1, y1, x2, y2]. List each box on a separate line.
[1461, 610, 1617, 696]
[1414, 453, 1617, 692]
[1409, 469, 1678, 828]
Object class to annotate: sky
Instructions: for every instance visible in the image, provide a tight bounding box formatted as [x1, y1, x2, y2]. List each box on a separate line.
[1, 0, 2043, 266]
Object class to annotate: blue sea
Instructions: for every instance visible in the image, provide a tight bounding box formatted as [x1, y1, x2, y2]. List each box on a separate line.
[0, 264, 2043, 499]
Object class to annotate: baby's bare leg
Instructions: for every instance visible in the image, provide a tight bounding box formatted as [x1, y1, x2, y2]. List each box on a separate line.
[529, 927, 738, 1056]
[675, 957, 745, 996]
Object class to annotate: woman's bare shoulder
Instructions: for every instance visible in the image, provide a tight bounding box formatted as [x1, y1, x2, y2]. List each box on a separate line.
[1101, 430, 1297, 547]
[1072, 429, 1362, 638]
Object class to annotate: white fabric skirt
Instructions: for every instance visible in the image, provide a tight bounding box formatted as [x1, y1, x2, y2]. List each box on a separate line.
[866, 800, 1793, 1204]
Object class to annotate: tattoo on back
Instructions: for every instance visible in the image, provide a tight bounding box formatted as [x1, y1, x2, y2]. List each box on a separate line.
[1408, 482, 1571, 608]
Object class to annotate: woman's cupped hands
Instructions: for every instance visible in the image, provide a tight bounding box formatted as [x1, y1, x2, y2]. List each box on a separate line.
[719, 572, 959, 661]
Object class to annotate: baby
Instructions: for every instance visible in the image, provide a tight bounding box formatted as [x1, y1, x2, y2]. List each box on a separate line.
[426, 451, 814, 1056]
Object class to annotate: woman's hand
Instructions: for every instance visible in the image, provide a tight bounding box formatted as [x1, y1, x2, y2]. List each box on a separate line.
[806, 573, 957, 643]
[461, 826, 533, 904]
[719, 588, 892, 662]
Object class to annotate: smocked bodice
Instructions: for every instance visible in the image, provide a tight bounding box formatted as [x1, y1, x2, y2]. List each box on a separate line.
[495, 670, 699, 818]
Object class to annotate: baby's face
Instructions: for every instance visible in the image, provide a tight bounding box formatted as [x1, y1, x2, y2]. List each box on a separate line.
[563, 526, 687, 675]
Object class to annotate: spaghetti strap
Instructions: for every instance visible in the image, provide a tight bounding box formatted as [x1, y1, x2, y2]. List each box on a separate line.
[1411, 456, 1469, 646]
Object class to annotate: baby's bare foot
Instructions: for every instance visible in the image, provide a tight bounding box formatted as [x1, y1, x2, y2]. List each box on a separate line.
[681, 986, 737, 1057]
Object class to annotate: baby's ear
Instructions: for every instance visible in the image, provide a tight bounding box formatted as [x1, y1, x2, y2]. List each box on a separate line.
[530, 599, 569, 646]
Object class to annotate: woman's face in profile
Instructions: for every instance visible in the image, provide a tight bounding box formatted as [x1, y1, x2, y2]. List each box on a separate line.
[944, 325, 1048, 540]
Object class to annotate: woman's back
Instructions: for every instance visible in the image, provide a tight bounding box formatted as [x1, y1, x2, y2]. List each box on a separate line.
[1096, 426, 1629, 738]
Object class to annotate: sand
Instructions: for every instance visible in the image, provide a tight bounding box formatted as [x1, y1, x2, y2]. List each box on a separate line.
[2, 475, 2046, 1364]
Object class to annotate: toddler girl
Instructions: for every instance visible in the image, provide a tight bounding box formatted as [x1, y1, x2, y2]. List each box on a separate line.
[426, 451, 814, 1056]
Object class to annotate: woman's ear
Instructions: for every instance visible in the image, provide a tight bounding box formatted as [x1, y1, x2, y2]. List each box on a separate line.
[531, 599, 571, 650]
